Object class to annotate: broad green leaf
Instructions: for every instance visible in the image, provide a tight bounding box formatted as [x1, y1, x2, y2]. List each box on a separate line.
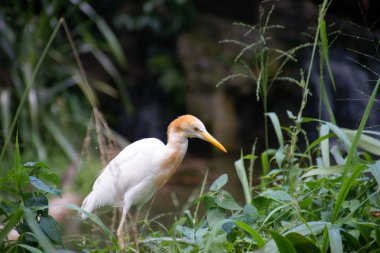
[328, 224, 343, 253]
[242, 203, 258, 224]
[260, 190, 293, 202]
[215, 190, 241, 210]
[270, 231, 297, 253]
[39, 172, 60, 186]
[207, 208, 225, 228]
[210, 174, 228, 192]
[349, 221, 375, 242]
[285, 232, 320, 253]
[0, 200, 17, 216]
[341, 230, 361, 250]
[221, 220, 235, 234]
[195, 227, 208, 246]
[204, 219, 230, 252]
[40, 215, 63, 245]
[258, 222, 330, 253]
[25, 196, 48, 215]
[235, 220, 265, 247]
[203, 194, 216, 210]
[23, 161, 49, 169]
[29, 176, 62, 197]
[275, 149, 286, 168]
[376, 228, 380, 248]
[24, 208, 56, 253]
[176, 226, 195, 241]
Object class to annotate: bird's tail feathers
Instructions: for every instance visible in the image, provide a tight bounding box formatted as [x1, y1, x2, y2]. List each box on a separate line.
[80, 192, 97, 219]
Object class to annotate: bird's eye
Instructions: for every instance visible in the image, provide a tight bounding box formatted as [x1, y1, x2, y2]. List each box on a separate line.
[193, 127, 200, 131]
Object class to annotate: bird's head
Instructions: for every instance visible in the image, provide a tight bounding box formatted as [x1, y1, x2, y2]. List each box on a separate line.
[168, 115, 227, 153]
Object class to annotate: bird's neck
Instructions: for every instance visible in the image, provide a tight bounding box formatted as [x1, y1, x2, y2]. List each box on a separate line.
[154, 131, 188, 188]
[166, 130, 188, 156]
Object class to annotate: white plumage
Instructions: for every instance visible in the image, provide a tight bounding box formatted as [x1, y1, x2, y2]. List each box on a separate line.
[81, 138, 166, 218]
[80, 115, 226, 250]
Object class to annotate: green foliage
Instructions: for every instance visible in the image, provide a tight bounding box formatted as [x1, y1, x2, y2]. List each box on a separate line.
[0, 0, 128, 165]
[0, 137, 63, 252]
[114, 0, 196, 36]
[101, 0, 380, 252]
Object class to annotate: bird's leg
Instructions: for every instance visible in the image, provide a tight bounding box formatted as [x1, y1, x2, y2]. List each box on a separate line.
[110, 207, 119, 232]
[130, 206, 142, 251]
[117, 207, 127, 249]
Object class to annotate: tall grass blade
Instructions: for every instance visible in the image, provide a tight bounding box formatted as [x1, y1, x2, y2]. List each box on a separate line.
[321, 225, 329, 253]
[73, 0, 127, 67]
[193, 169, 209, 224]
[304, 0, 330, 91]
[342, 77, 380, 179]
[44, 116, 79, 162]
[301, 166, 344, 178]
[343, 129, 380, 156]
[16, 244, 44, 253]
[0, 18, 63, 163]
[235, 220, 265, 247]
[331, 164, 366, 223]
[323, 123, 352, 151]
[303, 133, 334, 155]
[265, 112, 284, 147]
[319, 18, 336, 90]
[235, 157, 252, 205]
[0, 208, 23, 247]
[320, 124, 330, 167]
[328, 225, 343, 253]
[61, 19, 97, 108]
[0, 89, 11, 138]
[24, 208, 56, 252]
[53, 203, 117, 246]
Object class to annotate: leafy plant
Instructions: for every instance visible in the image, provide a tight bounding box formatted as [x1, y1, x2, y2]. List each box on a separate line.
[0, 136, 64, 252]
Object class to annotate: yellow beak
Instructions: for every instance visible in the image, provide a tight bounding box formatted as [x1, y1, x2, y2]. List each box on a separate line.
[200, 131, 227, 153]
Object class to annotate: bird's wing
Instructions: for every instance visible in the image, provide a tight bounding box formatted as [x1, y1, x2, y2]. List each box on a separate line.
[90, 138, 166, 203]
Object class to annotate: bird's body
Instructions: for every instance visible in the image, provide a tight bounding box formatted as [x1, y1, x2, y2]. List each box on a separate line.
[81, 137, 185, 216]
[81, 115, 226, 250]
